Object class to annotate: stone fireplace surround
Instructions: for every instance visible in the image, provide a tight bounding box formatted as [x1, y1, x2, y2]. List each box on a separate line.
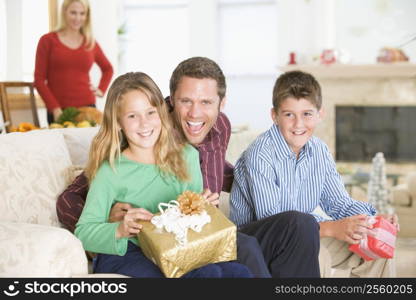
[280, 63, 416, 183]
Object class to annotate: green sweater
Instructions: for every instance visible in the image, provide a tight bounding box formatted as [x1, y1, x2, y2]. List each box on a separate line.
[74, 144, 203, 256]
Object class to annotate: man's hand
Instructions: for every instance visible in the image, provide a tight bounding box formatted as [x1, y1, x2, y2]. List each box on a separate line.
[320, 214, 373, 244]
[377, 213, 400, 231]
[201, 188, 220, 206]
[109, 202, 132, 223]
[115, 208, 153, 239]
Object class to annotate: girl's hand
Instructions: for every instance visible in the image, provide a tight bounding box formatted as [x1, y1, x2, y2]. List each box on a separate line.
[115, 208, 153, 239]
[377, 213, 400, 231]
[201, 188, 220, 206]
[321, 214, 373, 244]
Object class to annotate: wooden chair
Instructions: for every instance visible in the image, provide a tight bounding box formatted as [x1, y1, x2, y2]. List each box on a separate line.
[0, 82, 40, 132]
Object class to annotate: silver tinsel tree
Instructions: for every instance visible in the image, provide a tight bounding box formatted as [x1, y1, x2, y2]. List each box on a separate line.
[367, 152, 394, 214]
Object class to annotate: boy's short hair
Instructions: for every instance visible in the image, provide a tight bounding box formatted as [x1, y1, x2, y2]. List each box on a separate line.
[170, 56, 226, 100]
[272, 70, 322, 111]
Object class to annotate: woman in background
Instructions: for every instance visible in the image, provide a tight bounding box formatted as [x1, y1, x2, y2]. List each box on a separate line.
[34, 0, 113, 124]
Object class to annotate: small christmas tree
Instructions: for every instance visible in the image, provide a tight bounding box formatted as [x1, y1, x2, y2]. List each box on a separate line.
[367, 152, 394, 214]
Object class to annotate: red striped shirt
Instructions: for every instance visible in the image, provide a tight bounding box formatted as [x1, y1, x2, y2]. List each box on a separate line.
[197, 112, 233, 194]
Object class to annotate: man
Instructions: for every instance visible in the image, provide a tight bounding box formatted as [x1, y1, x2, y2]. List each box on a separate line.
[57, 57, 319, 277]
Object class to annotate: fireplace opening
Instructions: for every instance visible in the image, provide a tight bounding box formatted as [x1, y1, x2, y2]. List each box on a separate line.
[336, 106, 416, 162]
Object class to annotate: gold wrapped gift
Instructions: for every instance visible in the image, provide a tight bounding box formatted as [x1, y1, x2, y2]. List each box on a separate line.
[137, 204, 237, 278]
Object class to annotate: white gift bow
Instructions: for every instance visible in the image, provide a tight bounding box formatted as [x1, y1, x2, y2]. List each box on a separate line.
[151, 200, 211, 246]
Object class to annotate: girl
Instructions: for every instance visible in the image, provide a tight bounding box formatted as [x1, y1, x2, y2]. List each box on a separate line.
[34, 0, 113, 124]
[75, 72, 251, 278]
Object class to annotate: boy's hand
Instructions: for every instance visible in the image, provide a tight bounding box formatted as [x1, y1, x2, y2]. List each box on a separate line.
[115, 208, 153, 239]
[377, 213, 400, 231]
[108, 202, 132, 223]
[201, 188, 220, 206]
[320, 214, 373, 244]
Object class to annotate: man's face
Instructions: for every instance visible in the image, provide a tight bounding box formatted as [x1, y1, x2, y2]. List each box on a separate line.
[171, 76, 225, 145]
[271, 97, 322, 156]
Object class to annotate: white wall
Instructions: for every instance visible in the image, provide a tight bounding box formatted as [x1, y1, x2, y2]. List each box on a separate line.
[0, 0, 7, 81]
[89, 0, 119, 111]
[189, 0, 218, 59]
[5, 0, 23, 80]
[335, 0, 416, 64]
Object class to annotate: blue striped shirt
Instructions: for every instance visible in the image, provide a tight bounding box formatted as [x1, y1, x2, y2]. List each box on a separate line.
[230, 124, 376, 227]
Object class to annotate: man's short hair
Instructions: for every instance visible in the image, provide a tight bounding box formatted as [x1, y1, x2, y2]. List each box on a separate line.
[272, 70, 322, 111]
[170, 57, 226, 100]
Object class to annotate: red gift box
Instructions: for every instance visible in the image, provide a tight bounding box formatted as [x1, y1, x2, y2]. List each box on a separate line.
[349, 216, 397, 261]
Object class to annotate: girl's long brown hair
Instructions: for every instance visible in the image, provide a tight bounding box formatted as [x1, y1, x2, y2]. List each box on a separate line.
[85, 72, 189, 183]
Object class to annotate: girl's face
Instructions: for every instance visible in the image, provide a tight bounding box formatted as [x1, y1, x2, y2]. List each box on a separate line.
[119, 90, 162, 153]
[65, 1, 87, 32]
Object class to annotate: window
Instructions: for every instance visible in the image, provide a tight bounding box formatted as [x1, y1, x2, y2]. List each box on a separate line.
[120, 0, 190, 95]
[218, 0, 278, 130]
[22, 0, 49, 80]
[3, 0, 49, 81]
[218, 0, 278, 75]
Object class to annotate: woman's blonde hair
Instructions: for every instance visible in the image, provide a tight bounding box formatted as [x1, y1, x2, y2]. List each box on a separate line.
[56, 0, 95, 50]
[85, 72, 189, 183]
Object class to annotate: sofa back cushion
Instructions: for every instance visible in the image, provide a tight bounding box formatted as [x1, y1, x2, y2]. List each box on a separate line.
[0, 130, 73, 226]
[226, 130, 262, 164]
[58, 127, 99, 167]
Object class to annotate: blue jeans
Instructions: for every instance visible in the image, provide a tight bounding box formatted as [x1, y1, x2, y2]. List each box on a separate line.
[93, 242, 253, 278]
[236, 232, 271, 277]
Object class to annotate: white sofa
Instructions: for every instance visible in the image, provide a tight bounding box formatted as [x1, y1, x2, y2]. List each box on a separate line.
[0, 127, 261, 277]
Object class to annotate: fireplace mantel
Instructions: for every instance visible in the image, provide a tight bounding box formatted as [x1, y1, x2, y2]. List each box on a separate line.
[280, 63, 416, 79]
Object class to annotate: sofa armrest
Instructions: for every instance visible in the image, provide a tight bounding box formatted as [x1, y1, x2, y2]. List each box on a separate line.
[219, 192, 230, 218]
[0, 222, 88, 277]
[391, 184, 411, 207]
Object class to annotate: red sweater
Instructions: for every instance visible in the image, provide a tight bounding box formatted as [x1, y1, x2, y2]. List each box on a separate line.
[34, 32, 113, 111]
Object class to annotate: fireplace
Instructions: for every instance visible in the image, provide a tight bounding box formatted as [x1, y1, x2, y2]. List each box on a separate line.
[336, 106, 416, 162]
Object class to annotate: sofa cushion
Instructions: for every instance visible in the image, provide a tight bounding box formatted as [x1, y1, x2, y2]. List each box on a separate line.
[0, 222, 88, 277]
[226, 130, 262, 165]
[58, 127, 99, 167]
[0, 130, 73, 226]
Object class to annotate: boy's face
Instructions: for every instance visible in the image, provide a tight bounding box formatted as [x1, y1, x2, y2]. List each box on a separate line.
[171, 76, 225, 146]
[271, 97, 322, 156]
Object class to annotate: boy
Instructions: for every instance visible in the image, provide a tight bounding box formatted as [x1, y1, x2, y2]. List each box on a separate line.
[230, 70, 399, 277]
